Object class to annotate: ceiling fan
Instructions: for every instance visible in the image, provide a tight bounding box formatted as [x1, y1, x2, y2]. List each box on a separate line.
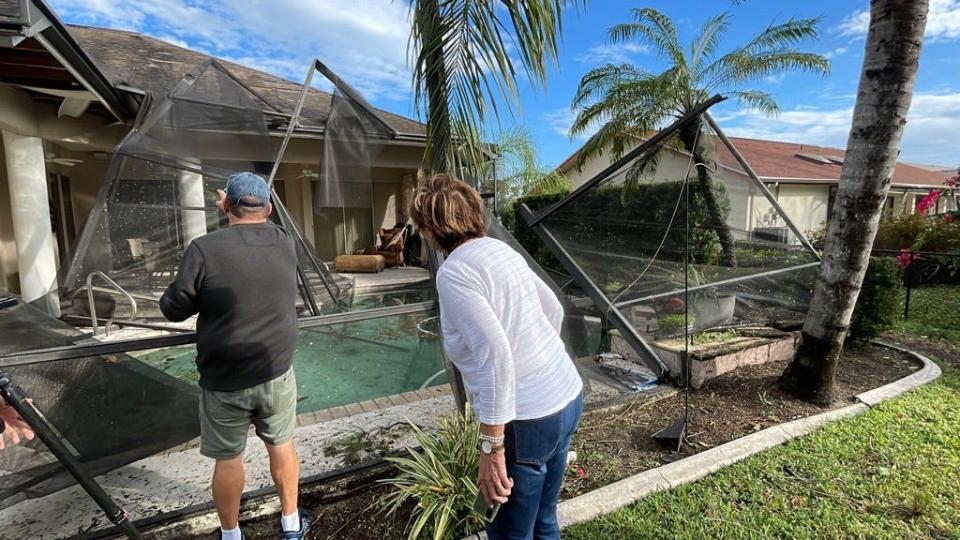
[41, 141, 84, 167]
[45, 152, 84, 167]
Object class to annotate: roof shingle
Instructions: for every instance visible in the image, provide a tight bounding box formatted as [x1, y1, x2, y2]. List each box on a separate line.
[66, 24, 427, 137]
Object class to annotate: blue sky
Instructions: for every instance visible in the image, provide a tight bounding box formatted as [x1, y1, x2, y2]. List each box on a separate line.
[51, 0, 960, 169]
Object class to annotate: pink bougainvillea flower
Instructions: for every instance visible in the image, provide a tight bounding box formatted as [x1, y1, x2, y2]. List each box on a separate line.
[916, 190, 942, 215]
[663, 297, 685, 314]
[894, 248, 914, 269]
[946, 174, 958, 188]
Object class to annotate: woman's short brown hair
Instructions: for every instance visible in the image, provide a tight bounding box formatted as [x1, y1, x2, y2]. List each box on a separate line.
[410, 174, 486, 253]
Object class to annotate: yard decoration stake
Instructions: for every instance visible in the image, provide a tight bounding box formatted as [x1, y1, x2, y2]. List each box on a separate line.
[780, 0, 929, 404]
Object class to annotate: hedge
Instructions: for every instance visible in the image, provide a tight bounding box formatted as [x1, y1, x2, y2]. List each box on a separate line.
[508, 181, 731, 274]
[848, 256, 902, 343]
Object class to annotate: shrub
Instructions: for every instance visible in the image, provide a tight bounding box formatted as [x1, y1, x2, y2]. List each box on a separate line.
[658, 313, 694, 336]
[509, 181, 731, 273]
[848, 257, 902, 343]
[378, 405, 482, 540]
[874, 213, 960, 253]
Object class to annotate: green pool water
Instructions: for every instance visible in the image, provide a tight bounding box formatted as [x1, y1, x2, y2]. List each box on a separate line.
[134, 310, 448, 414]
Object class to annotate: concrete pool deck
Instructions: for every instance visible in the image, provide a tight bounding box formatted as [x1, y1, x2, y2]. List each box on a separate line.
[0, 351, 662, 539]
[0, 388, 456, 540]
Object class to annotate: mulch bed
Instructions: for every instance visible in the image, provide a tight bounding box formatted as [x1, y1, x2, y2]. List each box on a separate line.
[563, 343, 918, 497]
[207, 342, 921, 539]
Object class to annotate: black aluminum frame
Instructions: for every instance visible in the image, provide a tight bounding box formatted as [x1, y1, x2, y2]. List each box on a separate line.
[0, 301, 436, 367]
[518, 94, 823, 379]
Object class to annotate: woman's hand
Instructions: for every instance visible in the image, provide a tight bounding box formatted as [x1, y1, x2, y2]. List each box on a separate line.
[478, 449, 513, 506]
[0, 402, 34, 450]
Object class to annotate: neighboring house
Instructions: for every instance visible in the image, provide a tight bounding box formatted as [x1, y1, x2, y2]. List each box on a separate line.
[557, 135, 957, 244]
[0, 0, 429, 300]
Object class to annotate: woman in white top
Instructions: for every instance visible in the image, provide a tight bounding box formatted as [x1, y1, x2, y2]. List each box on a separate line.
[411, 174, 583, 540]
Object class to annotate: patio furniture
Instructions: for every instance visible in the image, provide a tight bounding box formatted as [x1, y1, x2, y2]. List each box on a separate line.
[335, 254, 386, 273]
[364, 226, 406, 268]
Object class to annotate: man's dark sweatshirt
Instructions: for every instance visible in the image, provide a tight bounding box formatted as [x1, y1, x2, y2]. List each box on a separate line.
[160, 223, 298, 391]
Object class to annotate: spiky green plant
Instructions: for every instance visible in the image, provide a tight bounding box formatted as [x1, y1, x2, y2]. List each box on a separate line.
[570, 8, 829, 266]
[378, 405, 482, 540]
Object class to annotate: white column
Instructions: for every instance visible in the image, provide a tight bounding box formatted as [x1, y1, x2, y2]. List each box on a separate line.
[178, 169, 207, 246]
[2, 130, 60, 315]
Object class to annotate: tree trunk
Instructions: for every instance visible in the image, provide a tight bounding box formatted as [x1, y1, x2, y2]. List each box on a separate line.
[679, 121, 738, 267]
[780, 0, 928, 404]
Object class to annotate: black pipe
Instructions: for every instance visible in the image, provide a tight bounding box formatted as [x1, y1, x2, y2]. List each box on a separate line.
[0, 371, 144, 540]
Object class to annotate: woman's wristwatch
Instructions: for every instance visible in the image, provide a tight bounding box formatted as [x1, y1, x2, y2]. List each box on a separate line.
[478, 433, 505, 454]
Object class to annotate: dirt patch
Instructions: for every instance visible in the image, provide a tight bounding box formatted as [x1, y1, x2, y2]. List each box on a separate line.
[562, 343, 919, 497]
[241, 486, 405, 540]
[883, 331, 960, 369]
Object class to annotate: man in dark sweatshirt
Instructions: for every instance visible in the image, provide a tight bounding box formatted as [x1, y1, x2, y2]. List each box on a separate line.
[160, 172, 312, 540]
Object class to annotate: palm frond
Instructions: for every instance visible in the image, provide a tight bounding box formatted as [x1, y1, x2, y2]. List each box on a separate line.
[690, 12, 731, 79]
[411, 0, 575, 172]
[710, 50, 830, 90]
[731, 90, 779, 115]
[624, 144, 666, 187]
[740, 16, 825, 53]
[609, 8, 686, 69]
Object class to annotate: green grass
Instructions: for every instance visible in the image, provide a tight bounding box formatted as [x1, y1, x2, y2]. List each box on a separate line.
[901, 284, 960, 332]
[567, 341, 960, 539]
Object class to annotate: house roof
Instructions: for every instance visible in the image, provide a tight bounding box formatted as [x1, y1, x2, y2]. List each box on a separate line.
[0, 1, 134, 120]
[65, 24, 427, 138]
[558, 134, 952, 189]
[711, 136, 949, 188]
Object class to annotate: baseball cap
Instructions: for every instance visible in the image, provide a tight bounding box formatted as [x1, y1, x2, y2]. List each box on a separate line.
[225, 172, 270, 207]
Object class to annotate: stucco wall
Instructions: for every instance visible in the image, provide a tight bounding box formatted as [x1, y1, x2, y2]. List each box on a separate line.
[564, 149, 754, 233]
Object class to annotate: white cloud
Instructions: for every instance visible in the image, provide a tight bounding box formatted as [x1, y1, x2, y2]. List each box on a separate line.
[575, 42, 648, 65]
[838, 0, 960, 40]
[823, 47, 848, 59]
[722, 91, 960, 166]
[50, 0, 413, 103]
[542, 107, 598, 141]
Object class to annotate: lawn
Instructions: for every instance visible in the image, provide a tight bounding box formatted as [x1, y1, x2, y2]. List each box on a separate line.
[900, 285, 960, 343]
[566, 331, 960, 540]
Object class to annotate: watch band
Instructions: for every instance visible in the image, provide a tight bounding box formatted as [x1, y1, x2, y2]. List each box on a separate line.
[479, 433, 504, 445]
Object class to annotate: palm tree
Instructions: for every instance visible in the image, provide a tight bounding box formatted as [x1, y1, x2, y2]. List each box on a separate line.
[780, 0, 929, 404]
[570, 8, 829, 266]
[409, 1, 579, 174]
[487, 128, 572, 205]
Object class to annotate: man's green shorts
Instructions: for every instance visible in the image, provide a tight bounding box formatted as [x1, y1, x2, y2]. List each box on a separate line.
[199, 368, 297, 460]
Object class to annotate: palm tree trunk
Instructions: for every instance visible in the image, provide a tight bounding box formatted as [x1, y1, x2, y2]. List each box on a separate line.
[679, 121, 737, 267]
[780, 0, 928, 404]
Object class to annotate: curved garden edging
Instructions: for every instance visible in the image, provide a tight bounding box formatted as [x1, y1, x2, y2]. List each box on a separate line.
[464, 341, 942, 539]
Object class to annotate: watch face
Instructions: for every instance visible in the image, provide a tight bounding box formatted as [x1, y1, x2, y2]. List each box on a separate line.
[480, 440, 493, 453]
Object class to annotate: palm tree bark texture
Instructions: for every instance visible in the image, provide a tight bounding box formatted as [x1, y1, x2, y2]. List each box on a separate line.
[678, 119, 737, 267]
[780, 0, 929, 404]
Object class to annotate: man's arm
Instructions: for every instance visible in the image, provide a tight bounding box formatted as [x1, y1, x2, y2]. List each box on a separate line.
[159, 243, 204, 322]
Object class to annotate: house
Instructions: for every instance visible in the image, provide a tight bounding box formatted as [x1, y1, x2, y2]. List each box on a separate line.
[0, 0, 430, 308]
[557, 134, 958, 243]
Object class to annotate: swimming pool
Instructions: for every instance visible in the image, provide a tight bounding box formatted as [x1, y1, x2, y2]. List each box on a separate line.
[134, 309, 448, 414]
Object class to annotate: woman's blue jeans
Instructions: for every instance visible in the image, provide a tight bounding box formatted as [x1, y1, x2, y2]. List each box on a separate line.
[486, 393, 584, 540]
